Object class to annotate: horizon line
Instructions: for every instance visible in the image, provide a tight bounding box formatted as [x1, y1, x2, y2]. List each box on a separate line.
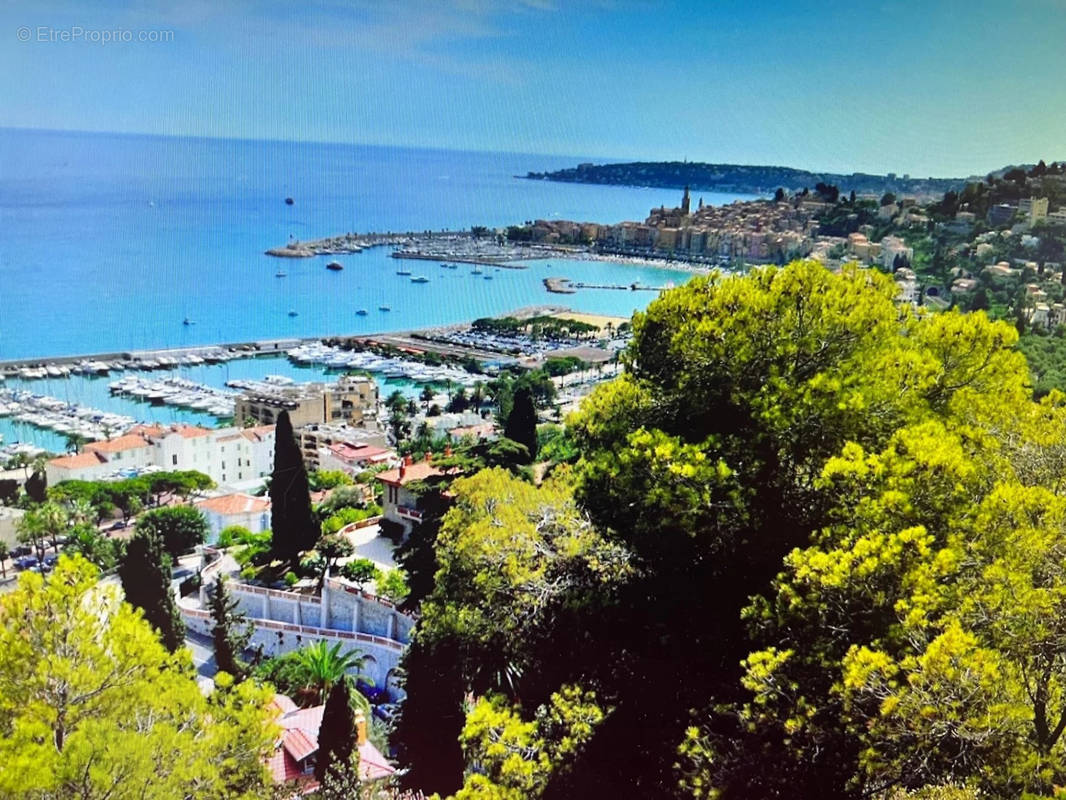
[0, 124, 1023, 181]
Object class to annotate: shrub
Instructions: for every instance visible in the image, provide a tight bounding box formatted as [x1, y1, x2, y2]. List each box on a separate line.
[284, 571, 299, 587]
[239, 565, 256, 581]
[341, 558, 380, 589]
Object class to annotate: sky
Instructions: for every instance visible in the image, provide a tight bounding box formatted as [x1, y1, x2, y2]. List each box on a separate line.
[3, 0, 1066, 177]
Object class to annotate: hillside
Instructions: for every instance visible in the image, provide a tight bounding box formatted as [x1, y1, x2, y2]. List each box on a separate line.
[525, 160, 969, 198]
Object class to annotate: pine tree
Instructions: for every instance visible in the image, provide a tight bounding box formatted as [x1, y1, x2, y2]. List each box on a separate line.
[269, 410, 318, 564]
[315, 678, 359, 785]
[118, 527, 184, 652]
[209, 575, 252, 679]
[503, 386, 538, 463]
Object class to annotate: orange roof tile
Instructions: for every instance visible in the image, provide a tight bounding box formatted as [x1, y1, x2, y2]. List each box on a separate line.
[195, 493, 270, 516]
[48, 451, 108, 470]
[376, 460, 444, 487]
[85, 434, 150, 454]
[241, 425, 275, 442]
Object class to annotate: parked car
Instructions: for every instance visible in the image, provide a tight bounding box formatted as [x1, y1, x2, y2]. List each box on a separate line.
[108, 520, 127, 531]
[356, 679, 388, 706]
[14, 556, 39, 570]
[12, 545, 32, 557]
[43, 553, 59, 568]
[372, 703, 399, 725]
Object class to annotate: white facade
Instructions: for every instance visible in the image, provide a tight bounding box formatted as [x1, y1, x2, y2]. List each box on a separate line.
[45, 423, 276, 489]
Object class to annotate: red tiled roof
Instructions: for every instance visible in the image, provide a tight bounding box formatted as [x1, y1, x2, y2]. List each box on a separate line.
[195, 493, 270, 516]
[48, 451, 108, 470]
[85, 434, 150, 454]
[267, 697, 396, 788]
[282, 728, 317, 762]
[376, 460, 444, 487]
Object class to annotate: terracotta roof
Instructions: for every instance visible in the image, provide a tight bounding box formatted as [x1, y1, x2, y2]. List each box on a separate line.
[195, 493, 270, 516]
[376, 459, 444, 487]
[174, 424, 212, 439]
[282, 728, 317, 762]
[267, 697, 396, 788]
[241, 425, 275, 442]
[129, 423, 167, 438]
[85, 434, 150, 454]
[48, 451, 108, 470]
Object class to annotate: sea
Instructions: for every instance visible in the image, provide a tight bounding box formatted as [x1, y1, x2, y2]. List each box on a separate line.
[0, 127, 754, 451]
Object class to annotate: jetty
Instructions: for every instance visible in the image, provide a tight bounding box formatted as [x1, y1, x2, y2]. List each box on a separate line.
[544, 277, 671, 294]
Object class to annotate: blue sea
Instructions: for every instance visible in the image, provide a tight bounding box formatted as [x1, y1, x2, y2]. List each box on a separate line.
[0, 128, 752, 359]
[0, 127, 754, 450]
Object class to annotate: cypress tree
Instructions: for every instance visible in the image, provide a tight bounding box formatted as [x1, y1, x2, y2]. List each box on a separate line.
[119, 527, 184, 652]
[269, 410, 317, 564]
[208, 575, 252, 679]
[315, 678, 358, 784]
[503, 386, 538, 462]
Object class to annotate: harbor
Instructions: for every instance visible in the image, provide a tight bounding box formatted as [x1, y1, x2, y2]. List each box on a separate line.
[0, 304, 622, 457]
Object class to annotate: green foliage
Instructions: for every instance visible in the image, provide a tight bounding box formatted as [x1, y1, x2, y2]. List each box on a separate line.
[63, 523, 123, 571]
[134, 504, 209, 558]
[255, 641, 368, 707]
[376, 568, 410, 604]
[316, 532, 355, 575]
[453, 686, 607, 799]
[341, 557, 380, 589]
[394, 467, 629, 795]
[315, 679, 358, 784]
[317, 485, 375, 519]
[503, 386, 537, 462]
[209, 576, 252, 680]
[536, 424, 579, 466]
[119, 527, 185, 652]
[24, 470, 47, 504]
[309, 469, 354, 491]
[217, 524, 252, 548]
[269, 410, 318, 563]
[321, 504, 381, 534]
[283, 570, 299, 587]
[542, 355, 588, 376]
[0, 556, 276, 799]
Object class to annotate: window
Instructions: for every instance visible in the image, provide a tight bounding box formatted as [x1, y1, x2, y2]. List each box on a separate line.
[172, 454, 178, 466]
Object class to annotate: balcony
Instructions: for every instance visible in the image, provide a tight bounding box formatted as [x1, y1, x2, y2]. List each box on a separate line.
[395, 505, 423, 523]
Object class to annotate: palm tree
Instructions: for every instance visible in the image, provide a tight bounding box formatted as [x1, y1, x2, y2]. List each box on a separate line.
[292, 641, 367, 705]
[37, 502, 69, 551]
[68, 497, 96, 528]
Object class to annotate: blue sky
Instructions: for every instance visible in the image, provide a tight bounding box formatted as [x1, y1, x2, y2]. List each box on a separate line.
[3, 0, 1066, 176]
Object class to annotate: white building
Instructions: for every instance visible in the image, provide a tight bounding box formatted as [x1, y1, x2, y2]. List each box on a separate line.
[45, 423, 276, 489]
[194, 492, 271, 541]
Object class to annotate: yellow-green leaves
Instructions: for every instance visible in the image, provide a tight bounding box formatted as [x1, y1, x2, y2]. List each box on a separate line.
[0, 555, 276, 800]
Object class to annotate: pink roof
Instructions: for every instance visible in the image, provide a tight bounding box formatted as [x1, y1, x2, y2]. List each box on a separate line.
[329, 442, 391, 463]
[195, 493, 270, 516]
[266, 697, 396, 789]
[282, 728, 318, 762]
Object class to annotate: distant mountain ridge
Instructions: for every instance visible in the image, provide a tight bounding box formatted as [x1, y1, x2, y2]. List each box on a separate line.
[524, 160, 973, 198]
